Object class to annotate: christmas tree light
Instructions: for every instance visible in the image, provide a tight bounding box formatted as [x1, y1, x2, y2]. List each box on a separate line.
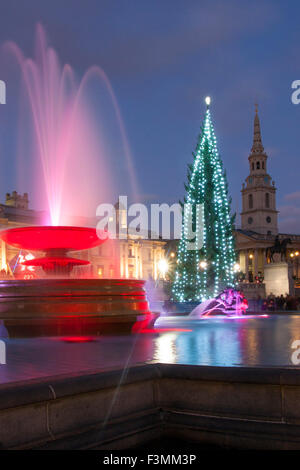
[171, 97, 236, 302]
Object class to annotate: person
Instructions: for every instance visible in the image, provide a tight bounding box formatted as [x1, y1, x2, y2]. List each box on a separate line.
[287, 296, 298, 311]
[276, 294, 285, 310]
[0, 269, 6, 279]
[267, 297, 275, 311]
[254, 293, 261, 311]
[262, 299, 268, 311]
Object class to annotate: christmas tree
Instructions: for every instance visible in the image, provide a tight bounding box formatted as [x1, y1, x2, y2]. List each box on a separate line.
[171, 97, 236, 302]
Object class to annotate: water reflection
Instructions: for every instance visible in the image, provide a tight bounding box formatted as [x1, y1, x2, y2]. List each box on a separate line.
[1, 315, 300, 385]
[155, 333, 177, 364]
[154, 315, 300, 367]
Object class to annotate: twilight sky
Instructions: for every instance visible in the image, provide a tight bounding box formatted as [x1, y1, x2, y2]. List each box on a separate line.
[0, 0, 299, 231]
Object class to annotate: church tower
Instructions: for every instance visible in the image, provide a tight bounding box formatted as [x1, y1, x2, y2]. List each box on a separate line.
[241, 105, 278, 235]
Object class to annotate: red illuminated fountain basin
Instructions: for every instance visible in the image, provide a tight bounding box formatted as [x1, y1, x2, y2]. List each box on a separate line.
[0, 226, 159, 337]
[0, 226, 107, 275]
[0, 225, 105, 251]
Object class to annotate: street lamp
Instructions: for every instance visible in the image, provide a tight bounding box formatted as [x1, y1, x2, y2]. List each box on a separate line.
[158, 258, 169, 279]
[290, 251, 300, 281]
[199, 260, 207, 269]
[233, 263, 240, 272]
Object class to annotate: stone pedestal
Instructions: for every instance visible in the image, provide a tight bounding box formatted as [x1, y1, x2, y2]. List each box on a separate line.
[238, 282, 266, 300]
[263, 262, 294, 297]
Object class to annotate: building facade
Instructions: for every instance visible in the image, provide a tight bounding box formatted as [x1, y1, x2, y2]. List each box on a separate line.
[0, 193, 166, 281]
[235, 107, 300, 294]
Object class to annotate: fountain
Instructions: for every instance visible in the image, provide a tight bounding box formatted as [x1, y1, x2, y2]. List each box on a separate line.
[189, 288, 249, 318]
[0, 226, 104, 276]
[0, 26, 157, 337]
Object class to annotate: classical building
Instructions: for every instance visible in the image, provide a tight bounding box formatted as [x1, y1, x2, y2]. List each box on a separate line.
[235, 106, 300, 295]
[0, 193, 44, 272]
[240, 105, 278, 236]
[0, 194, 166, 281]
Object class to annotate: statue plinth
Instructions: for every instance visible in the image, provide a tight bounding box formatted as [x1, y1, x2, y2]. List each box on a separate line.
[263, 262, 294, 297]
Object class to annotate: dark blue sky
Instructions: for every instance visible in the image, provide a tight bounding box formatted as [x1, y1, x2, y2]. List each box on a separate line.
[0, 0, 299, 231]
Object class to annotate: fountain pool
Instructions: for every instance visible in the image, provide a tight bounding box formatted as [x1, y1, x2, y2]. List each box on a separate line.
[1, 314, 300, 385]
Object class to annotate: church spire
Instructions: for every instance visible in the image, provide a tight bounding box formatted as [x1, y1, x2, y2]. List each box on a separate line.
[251, 104, 265, 155]
[241, 103, 278, 235]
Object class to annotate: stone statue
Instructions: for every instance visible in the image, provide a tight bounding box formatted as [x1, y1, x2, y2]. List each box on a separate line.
[266, 236, 292, 263]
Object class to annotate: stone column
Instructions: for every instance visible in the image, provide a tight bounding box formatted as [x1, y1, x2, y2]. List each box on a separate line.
[125, 243, 129, 278]
[154, 247, 158, 280]
[139, 244, 143, 279]
[1, 240, 6, 271]
[245, 250, 249, 281]
[254, 249, 259, 278]
[120, 243, 124, 278]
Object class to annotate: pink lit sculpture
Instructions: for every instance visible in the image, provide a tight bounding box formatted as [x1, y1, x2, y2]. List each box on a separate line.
[190, 288, 249, 318]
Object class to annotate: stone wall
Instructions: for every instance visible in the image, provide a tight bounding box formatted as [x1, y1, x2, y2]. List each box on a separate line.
[1, 364, 300, 450]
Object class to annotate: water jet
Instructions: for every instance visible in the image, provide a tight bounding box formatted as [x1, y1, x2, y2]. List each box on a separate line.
[0, 26, 157, 338]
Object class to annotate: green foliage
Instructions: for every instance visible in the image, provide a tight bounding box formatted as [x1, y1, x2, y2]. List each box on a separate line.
[171, 106, 236, 302]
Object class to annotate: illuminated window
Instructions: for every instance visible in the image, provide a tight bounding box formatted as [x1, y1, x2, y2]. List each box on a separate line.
[129, 268, 134, 278]
[98, 266, 104, 277]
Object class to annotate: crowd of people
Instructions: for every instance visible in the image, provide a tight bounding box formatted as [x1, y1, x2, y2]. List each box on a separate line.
[0, 269, 12, 279]
[252, 293, 300, 311]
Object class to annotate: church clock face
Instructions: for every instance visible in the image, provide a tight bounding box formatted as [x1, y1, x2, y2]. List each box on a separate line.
[266, 216, 271, 223]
